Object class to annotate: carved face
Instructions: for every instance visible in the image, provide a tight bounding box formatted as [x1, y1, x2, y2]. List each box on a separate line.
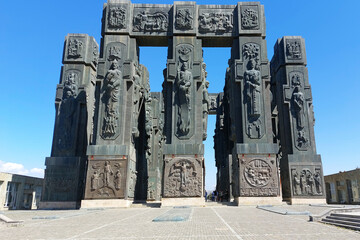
[111, 60, 119, 69]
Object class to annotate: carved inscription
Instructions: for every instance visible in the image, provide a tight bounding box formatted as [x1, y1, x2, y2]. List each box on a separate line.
[292, 168, 323, 196]
[176, 45, 193, 137]
[241, 7, 259, 30]
[133, 11, 168, 32]
[175, 8, 193, 30]
[286, 39, 302, 60]
[164, 159, 202, 197]
[67, 38, 83, 59]
[243, 43, 264, 139]
[199, 12, 233, 33]
[108, 7, 126, 29]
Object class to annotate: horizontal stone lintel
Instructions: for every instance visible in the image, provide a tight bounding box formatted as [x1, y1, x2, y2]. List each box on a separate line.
[86, 145, 129, 156]
[45, 157, 81, 167]
[287, 154, 321, 163]
[163, 144, 204, 155]
[235, 143, 278, 154]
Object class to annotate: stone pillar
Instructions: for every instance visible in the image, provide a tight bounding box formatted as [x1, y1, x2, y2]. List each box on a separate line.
[41, 34, 98, 209]
[226, 2, 282, 205]
[146, 92, 164, 202]
[82, 0, 150, 208]
[162, 35, 206, 207]
[270, 36, 325, 204]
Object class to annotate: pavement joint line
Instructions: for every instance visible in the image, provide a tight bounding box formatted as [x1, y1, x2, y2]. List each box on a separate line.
[211, 207, 243, 240]
[65, 209, 152, 240]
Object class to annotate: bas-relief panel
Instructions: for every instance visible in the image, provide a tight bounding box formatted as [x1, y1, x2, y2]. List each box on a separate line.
[242, 42, 265, 139]
[175, 7, 194, 31]
[163, 158, 203, 197]
[239, 157, 279, 197]
[85, 160, 127, 199]
[198, 9, 234, 34]
[240, 6, 259, 30]
[133, 7, 170, 32]
[291, 166, 323, 196]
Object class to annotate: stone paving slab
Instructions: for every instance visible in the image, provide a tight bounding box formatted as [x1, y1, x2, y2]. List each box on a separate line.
[0, 206, 359, 239]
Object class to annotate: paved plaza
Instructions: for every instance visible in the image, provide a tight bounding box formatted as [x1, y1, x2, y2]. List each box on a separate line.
[1, 204, 360, 239]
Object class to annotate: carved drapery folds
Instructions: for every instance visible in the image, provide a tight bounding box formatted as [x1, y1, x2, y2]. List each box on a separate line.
[108, 7, 126, 29]
[286, 72, 310, 150]
[100, 44, 124, 140]
[175, 44, 193, 137]
[199, 12, 233, 33]
[241, 7, 259, 30]
[57, 71, 79, 151]
[175, 8, 193, 30]
[291, 167, 323, 196]
[163, 158, 202, 197]
[243, 43, 264, 139]
[133, 11, 168, 32]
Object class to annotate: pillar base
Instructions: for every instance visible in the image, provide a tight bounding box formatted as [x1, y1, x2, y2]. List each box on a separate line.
[161, 197, 205, 207]
[288, 198, 326, 205]
[39, 201, 78, 210]
[81, 199, 132, 208]
[235, 196, 283, 206]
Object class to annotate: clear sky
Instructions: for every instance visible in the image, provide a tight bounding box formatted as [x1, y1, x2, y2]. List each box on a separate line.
[1, 0, 359, 192]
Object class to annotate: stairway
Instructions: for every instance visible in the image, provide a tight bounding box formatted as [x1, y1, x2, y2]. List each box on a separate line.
[321, 212, 360, 231]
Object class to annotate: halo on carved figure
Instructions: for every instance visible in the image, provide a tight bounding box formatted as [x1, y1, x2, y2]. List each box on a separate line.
[244, 159, 272, 187]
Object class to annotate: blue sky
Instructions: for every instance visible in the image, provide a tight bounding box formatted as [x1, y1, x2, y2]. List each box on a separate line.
[1, 0, 359, 191]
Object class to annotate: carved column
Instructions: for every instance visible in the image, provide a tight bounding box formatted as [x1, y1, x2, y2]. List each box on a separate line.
[82, 0, 149, 207]
[41, 34, 98, 209]
[270, 36, 325, 204]
[226, 2, 282, 205]
[162, 36, 206, 206]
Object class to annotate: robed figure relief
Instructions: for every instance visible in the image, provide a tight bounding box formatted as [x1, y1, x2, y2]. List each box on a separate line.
[245, 58, 261, 117]
[102, 60, 122, 138]
[292, 86, 305, 130]
[176, 61, 192, 136]
[58, 72, 78, 150]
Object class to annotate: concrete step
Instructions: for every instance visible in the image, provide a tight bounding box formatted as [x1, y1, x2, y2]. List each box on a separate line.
[327, 215, 360, 223]
[331, 213, 360, 219]
[323, 218, 360, 227]
[321, 219, 360, 231]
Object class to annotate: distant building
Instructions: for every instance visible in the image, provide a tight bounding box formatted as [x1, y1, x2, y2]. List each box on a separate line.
[0, 172, 43, 210]
[325, 168, 360, 204]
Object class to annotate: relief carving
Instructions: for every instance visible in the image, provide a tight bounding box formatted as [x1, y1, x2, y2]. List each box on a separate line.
[291, 168, 323, 196]
[67, 38, 83, 59]
[243, 43, 264, 139]
[244, 159, 272, 187]
[199, 12, 233, 33]
[164, 159, 202, 197]
[108, 7, 126, 29]
[57, 71, 79, 150]
[101, 59, 122, 139]
[202, 63, 209, 140]
[241, 7, 259, 30]
[175, 8, 193, 30]
[90, 161, 123, 197]
[176, 45, 193, 137]
[133, 11, 168, 32]
[286, 40, 302, 60]
[290, 73, 309, 150]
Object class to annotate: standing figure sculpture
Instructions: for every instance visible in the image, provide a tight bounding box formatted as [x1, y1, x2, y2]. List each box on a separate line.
[102, 60, 122, 137]
[104, 161, 114, 187]
[58, 72, 78, 150]
[177, 61, 192, 135]
[245, 58, 261, 117]
[292, 86, 305, 130]
[202, 78, 209, 140]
